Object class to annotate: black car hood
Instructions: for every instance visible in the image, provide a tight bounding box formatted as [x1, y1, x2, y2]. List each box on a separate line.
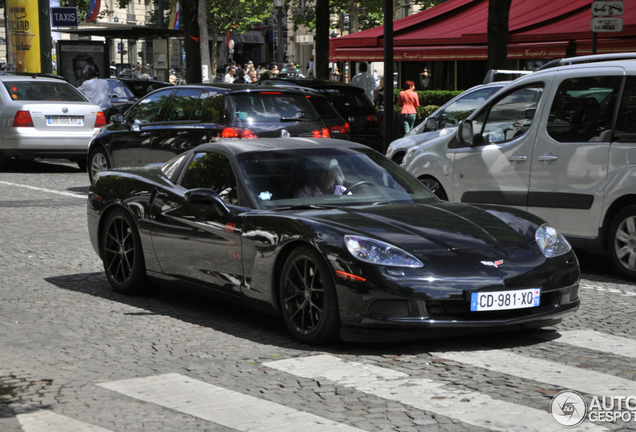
[292, 202, 536, 256]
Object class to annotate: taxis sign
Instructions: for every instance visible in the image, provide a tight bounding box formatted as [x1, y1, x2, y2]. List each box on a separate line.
[51, 7, 78, 27]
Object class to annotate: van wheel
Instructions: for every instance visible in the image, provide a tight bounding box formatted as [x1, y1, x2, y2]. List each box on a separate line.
[608, 206, 636, 281]
[419, 176, 448, 201]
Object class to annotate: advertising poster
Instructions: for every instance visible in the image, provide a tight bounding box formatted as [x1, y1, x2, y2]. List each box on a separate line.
[6, 0, 41, 72]
[57, 41, 108, 86]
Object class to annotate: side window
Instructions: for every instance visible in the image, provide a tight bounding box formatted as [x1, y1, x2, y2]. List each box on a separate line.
[440, 87, 499, 128]
[110, 82, 130, 98]
[165, 89, 204, 121]
[180, 152, 239, 205]
[201, 93, 226, 123]
[128, 90, 173, 124]
[479, 85, 544, 144]
[547, 76, 621, 142]
[615, 77, 636, 135]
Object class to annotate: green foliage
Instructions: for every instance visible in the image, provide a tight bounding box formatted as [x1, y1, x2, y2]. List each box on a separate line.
[207, 0, 273, 34]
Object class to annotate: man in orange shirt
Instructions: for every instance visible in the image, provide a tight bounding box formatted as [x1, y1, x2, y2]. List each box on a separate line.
[398, 80, 419, 135]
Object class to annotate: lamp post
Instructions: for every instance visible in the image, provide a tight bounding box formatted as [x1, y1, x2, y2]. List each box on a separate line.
[274, 0, 285, 70]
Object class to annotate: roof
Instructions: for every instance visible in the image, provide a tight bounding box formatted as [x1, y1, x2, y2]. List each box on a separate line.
[197, 138, 368, 156]
[54, 25, 183, 40]
[330, 0, 636, 61]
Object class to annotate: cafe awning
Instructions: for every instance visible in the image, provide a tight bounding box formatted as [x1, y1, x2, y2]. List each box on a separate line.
[329, 0, 636, 61]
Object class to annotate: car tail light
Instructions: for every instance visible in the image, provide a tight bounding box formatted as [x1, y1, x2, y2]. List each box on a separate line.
[328, 122, 350, 135]
[312, 128, 330, 138]
[367, 114, 380, 122]
[12, 110, 33, 127]
[94, 112, 106, 128]
[221, 127, 257, 139]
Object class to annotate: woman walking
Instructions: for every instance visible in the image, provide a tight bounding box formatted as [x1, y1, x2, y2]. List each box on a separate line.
[398, 80, 419, 135]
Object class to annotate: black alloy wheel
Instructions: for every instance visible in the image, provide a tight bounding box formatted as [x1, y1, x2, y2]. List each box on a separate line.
[608, 205, 636, 281]
[279, 246, 340, 344]
[89, 147, 110, 183]
[101, 208, 148, 294]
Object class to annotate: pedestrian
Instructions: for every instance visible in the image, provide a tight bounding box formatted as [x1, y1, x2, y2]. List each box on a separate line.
[76, 64, 112, 113]
[350, 62, 376, 103]
[420, 67, 431, 90]
[398, 80, 419, 135]
[223, 68, 236, 83]
[307, 57, 314, 77]
[175, 70, 186, 85]
[138, 65, 151, 80]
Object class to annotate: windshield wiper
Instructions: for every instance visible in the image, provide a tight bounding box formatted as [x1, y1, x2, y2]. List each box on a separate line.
[280, 117, 312, 122]
[272, 204, 336, 211]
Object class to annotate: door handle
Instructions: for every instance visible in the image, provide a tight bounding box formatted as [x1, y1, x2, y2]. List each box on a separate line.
[508, 155, 527, 162]
[538, 154, 558, 162]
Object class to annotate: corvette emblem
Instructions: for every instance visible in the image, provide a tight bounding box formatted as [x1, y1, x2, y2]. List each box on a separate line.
[481, 260, 504, 268]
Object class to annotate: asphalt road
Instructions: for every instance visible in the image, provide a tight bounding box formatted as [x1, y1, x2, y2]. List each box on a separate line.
[1, 159, 635, 432]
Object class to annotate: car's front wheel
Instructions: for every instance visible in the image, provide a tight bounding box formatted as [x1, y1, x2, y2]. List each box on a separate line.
[89, 146, 110, 183]
[279, 245, 340, 344]
[101, 208, 148, 294]
[419, 176, 448, 201]
[608, 205, 636, 281]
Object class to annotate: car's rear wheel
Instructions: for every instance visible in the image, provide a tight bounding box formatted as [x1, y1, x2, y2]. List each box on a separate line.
[419, 176, 448, 201]
[608, 206, 636, 281]
[101, 208, 148, 294]
[0, 150, 9, 171]
[89, 147, 110, 183]
[279, 245, 340, 344]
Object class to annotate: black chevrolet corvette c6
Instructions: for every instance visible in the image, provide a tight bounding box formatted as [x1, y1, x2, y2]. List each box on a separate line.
[87, 138, 580, 344]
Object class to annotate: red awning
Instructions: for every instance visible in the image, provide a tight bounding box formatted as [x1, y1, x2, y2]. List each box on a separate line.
[330, 0, 636, 61]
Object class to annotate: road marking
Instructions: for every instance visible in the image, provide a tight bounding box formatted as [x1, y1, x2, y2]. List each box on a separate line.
[264, 355, 605, 432]
[0, 180, 85, 199]
[17, 410, 113, 432]
[97, 373, 365, 432]
[537, 330, 636, 359]
[434, 349, 636, 397]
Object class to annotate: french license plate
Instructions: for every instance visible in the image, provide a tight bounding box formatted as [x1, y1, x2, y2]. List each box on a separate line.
[470, 288, 540, 311]
[47, 116, 83, 125]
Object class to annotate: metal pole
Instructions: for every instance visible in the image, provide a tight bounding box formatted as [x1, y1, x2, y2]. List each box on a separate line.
[383, 0, 393, 153]
[592, 33, 598, 55]
[277, 7, 285, 69]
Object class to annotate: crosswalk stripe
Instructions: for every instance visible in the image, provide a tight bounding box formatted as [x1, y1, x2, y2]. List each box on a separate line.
[16, 410, 114, 432]
[264, 355, 605, 432]
[536, 330, 636, 359]
[434, 349, 636, 398]
[97, 373, 365, 432]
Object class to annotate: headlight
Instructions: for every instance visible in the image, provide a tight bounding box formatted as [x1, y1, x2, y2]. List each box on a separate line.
[535, 223, 571, 257]
[344, 235, 423, 267]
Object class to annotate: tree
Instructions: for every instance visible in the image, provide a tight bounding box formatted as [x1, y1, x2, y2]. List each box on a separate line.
[199, 0, 211, 82]
[181, 0, 202, 83]
[487, 0, 513, 70]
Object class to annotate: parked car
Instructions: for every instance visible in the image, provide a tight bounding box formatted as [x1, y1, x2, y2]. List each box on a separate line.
[402, 53, 636, 280]
[386, 81, 509, 164]
[255, 78, 384, 152]
[87, 84, 329, 182]
[106, 78, 173, 118]
[0, 73, 105, 171]
[87, 138, 579, 344]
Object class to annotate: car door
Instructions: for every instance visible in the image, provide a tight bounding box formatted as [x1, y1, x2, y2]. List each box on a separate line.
[150, 88, 210, 163]
[451, 82, 547, 206]
[528, 69, 623, 237]
[107, 88, 174, 169]
[150, 151, 245, 296]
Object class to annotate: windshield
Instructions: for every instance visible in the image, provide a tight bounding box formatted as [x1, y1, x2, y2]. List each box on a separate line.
[228, 92, 320, 123]
[3, 81, 87, 102]
[237, 147, 437, 209]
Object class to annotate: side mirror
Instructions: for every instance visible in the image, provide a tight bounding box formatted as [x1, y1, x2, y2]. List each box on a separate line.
[457, 120, 474, 146]
[425, 117, 437, 131]
[111, 114, 124, 124]
[185, 188, 230, 216]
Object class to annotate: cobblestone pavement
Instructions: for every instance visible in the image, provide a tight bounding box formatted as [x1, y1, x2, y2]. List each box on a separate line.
[1, 160, 635, 432]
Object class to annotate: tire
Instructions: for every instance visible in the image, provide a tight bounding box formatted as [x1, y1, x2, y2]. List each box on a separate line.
[608, 205, 636, 281]
[419, 176, 448, 201]
[0, 150, 9, 171]
[76, 157, 87, 172]
[101, 208, 149, 294]
[89, 147, 110, 183]
[279, 245, 340, 344]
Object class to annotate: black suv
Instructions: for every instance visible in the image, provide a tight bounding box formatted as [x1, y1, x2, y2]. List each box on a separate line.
[106, 78, 173, 118]
[87, 84, 329, 181]
[255, 78, 384, 152]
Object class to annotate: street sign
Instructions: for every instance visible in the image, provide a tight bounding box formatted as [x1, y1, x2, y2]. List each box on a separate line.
[51, 7, 78, 27]
[591, 1, 624, 17]
[591, 17, 623, 32]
